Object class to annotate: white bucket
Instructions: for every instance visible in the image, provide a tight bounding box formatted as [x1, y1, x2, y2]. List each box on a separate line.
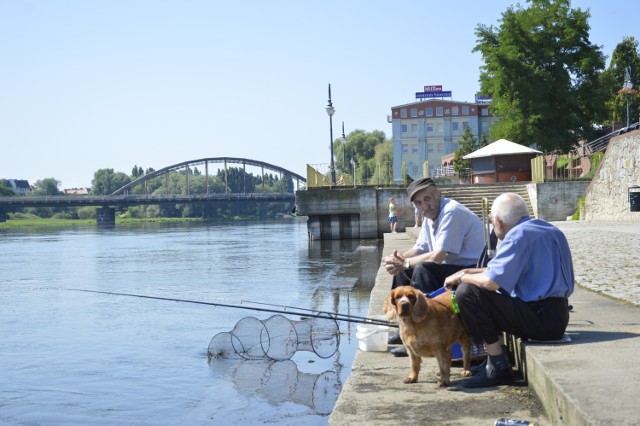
[356, 320, 389, 352]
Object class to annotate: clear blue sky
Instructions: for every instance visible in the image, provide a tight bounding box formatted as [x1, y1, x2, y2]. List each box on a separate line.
[1, 0, 638, 189]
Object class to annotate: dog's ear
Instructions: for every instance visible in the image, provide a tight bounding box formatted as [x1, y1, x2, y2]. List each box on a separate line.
[384, 291, 397, 322]
[411, 290, 429, 323]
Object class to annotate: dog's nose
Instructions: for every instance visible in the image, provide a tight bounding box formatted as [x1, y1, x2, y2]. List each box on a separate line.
[398, 301, 411, 316]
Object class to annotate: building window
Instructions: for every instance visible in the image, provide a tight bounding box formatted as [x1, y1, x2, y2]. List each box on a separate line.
[437, 143, 444, 153]
[452, 106, 459, 116]
[462, 105, 469, 115]
[482, 121, 489, 133]
[402, 124, 408, 133]
[426, 107, 433, 117]
[402, 144, 408, 153]
[437, 123, 443, 133]
[411, 108, 418, 117]
[427, 143, 434, 152]
[481, 108, 489, 116]
[444, 108, 450, 115]
[427, 123, 433, 132]
[401, 108, 407, 118]
[436, 107, 443, 116]
[418, 109, 424, 116]
[411, 123, 418, 134]
[462, 121, 469, 130]
[412, 144, 418, 153]
[452, 122, 459, 131]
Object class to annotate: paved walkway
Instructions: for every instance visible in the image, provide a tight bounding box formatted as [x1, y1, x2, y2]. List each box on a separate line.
[329, 221, 640, 425]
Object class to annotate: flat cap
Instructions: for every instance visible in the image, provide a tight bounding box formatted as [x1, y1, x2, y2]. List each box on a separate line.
[407, 177, 437, 201]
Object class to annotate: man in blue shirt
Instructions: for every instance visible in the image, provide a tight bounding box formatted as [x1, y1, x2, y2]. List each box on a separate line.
[445, 192, 574, 388]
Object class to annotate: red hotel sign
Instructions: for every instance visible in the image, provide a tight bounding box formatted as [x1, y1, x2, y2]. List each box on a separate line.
[424, 85, 442, 92]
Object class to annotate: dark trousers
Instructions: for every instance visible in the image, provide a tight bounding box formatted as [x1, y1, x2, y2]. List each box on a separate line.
[392, 262, 469, 295]
[456, 283, 570, 345]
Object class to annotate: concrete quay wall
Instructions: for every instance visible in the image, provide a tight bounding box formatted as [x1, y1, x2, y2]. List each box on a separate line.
[296, 182, 589, 240]
[527, 181, 590, 221]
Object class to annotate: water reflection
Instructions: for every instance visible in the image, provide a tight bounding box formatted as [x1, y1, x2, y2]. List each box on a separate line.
[0, 220, 382, 425]
[209, 359, 342, 416]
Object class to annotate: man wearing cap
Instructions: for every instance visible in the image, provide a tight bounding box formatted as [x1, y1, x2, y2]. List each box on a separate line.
[383, 177, 484, 355]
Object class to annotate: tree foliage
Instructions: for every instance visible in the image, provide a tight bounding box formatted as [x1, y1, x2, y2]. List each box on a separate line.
[333, 129, 390, 184]
[604, 37, 640, 124]
[91, 169, 132, 195]
[474, 0, 607, 152]
[453, 127, 478, 174]
[32, 178, 61, 196]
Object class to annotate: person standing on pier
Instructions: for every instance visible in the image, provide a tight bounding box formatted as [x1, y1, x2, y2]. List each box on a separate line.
[388, 197, 398, 233]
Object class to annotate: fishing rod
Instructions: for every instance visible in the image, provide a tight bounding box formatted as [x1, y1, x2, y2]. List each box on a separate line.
[241, 300, 393, 327]
[68, 288, 397, 328]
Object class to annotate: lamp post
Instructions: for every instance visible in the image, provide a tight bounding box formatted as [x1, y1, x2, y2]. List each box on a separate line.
[350, 156, 356, 188]
[623, 67, 633, 128]
[326, 84, 336, 185]
[341, 122, 347, 172]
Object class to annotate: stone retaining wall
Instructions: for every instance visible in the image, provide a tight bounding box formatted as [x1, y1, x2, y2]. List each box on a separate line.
[585, 130, 640, 222]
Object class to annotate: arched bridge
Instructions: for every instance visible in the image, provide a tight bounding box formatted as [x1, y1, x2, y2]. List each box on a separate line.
[112, 157, 306, 196]
[0, 158, 306, 222]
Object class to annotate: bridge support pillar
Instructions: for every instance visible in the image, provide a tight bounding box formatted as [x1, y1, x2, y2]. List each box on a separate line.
[96, 207, 115, 226]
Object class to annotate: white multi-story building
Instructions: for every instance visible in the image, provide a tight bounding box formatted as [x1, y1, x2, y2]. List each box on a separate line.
[389, 98, 500, 182]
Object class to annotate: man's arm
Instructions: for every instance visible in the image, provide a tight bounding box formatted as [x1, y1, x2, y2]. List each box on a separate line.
[444, 269, 501, 292]
[383, 248, 447, 276]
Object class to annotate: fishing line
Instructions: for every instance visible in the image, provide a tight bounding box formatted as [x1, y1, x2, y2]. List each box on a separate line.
[67, 288, 397, 361]
[67, 288, 393, 327]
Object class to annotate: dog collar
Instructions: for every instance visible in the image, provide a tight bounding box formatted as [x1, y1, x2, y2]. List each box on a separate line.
[451, 290, 460, 314]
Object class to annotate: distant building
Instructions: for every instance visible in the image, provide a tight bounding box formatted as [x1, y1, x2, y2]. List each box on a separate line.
[389, 97, 500, 182]
[1, 179, 31, 195]
[463, 139, 541, 183]
[63, 187, 90, 195]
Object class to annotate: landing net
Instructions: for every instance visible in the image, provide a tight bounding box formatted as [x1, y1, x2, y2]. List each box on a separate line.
[208, 314, 340, 361]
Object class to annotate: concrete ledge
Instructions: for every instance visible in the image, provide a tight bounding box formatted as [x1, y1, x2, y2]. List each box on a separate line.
[330, 227, 640, 425]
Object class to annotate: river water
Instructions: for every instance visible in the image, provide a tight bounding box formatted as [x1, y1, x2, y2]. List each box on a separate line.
[0, 218, 382, 425]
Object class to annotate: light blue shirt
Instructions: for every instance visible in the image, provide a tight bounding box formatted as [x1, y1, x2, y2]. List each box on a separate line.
[414, 198, 484, 266]
[486, 217, 575, 301]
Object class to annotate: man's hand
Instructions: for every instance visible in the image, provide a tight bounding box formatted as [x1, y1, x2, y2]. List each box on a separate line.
[383, 249, 405, 276]
[444, 271, 462, 290]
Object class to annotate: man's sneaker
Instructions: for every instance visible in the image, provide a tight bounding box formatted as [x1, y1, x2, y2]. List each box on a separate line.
[462, 352, 513, 388]
[390, 345, 408, 357]
[388, 331, 403, 345]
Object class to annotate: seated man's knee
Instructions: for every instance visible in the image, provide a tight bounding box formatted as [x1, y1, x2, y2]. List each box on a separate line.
[455, 282, 477, 303]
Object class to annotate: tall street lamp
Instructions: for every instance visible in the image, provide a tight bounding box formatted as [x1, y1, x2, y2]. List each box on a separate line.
[341, 121, 347, 172]
[326, 84, 336, 185]
[623, 66, 633, 128]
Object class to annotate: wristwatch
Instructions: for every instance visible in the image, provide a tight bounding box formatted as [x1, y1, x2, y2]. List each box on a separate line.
[457, 272, 467, 286]
[404, 258, 411, 269]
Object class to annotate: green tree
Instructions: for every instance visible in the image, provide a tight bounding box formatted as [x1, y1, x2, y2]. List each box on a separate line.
[453, 127, 478, 175]
[604, 37, 640, 125]
[0, 181, 15, 196]
[369, 140, 393, 185]
[334, 129, 388, 183]
[91, 169, 131, 195]
[32, 178, 61, 196]
[474, 0, 607, 152]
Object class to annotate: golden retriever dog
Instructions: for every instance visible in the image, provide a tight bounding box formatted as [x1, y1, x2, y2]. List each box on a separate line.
[384, 286, 472, 386]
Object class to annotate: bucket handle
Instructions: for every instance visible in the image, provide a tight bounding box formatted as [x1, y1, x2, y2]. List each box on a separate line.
[357, 328, 386, 339]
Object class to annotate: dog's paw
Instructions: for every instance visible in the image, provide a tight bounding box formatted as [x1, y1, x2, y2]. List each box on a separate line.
[461, 369, 472, 378]
[404, 376, 418, 384]
[436, 379, 450, 387]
